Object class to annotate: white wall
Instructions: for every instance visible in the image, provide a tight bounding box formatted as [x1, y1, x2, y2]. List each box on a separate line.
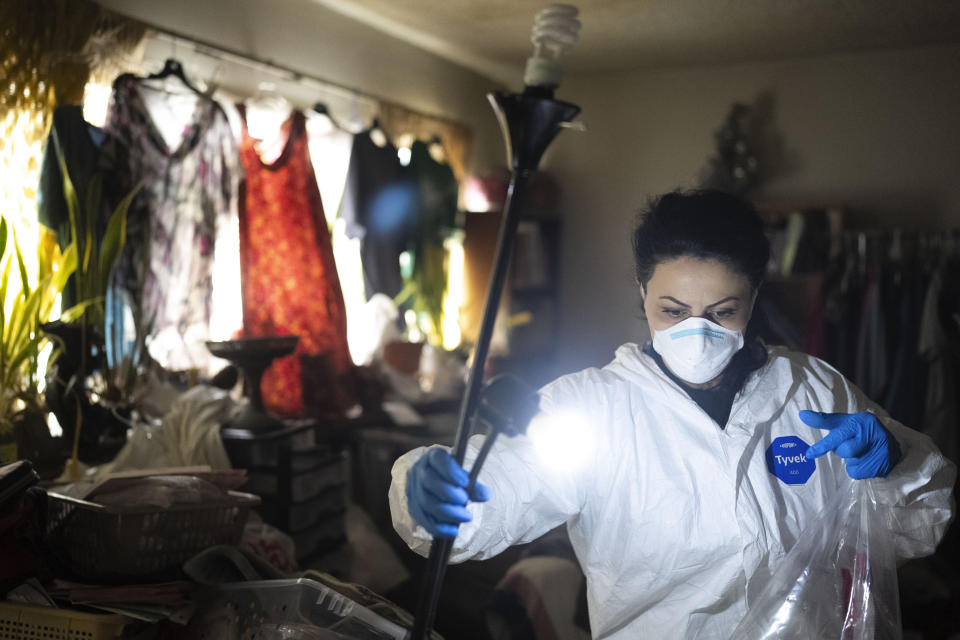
[96, 0, 508, 174]
[546, 43, 960, 373]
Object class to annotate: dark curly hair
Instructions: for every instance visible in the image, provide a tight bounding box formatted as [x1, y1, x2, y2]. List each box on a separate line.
[632, 189, 770, 290]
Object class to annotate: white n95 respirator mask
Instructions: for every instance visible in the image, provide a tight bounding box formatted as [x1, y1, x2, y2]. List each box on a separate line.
[652, 316, 744, 384]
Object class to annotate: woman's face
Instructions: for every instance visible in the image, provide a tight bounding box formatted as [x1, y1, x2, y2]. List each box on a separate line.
[643, 256, 755, 335]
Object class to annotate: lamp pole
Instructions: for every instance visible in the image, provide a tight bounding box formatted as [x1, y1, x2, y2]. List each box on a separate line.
[409, 6, 582, 638]
[408, 80, 582, 640]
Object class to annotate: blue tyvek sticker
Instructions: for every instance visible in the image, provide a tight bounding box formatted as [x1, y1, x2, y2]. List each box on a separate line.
[765, 436, 816, 485]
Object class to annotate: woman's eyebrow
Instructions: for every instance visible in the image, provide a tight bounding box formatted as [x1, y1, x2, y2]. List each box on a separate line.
[705, 296, 739, 308]
[659, 296, 690, 307]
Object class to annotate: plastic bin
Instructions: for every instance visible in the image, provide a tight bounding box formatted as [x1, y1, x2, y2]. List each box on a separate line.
[0, 601, 127, 640]
[184, 578, 407, 640]
[228, 444, 340, 475]
[258, 484, 348, 532]
[246, 451, 348, 502]
[220, 420, 319, 468]
[46, 490, 260, 581]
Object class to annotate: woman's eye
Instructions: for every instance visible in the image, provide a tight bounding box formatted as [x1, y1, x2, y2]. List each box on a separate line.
[711, 309, 737, 320]
[663, 308, 686, 319]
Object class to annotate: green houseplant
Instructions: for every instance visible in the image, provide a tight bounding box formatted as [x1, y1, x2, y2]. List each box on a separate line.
[0, 216, 80, 465]
[42, 143, 138, 475]
[55, 141, 140, 401]
[0, 149, 136, 475]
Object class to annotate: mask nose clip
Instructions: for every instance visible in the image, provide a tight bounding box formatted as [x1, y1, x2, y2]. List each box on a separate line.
[652, 317, 745, 384]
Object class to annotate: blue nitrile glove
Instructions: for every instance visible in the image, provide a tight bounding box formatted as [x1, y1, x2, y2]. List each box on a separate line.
[800, 410, 902, 479]
[406, 448, 492, 538]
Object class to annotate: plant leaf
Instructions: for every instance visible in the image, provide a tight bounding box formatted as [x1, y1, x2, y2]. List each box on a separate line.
[0, 255, 10, 346]
[98, 184, 136, 294]
[51, 243, 78, 295]
[0, 254, 10, 312]
[0, 280, 6, 368]
[62, 373, 79, 398]
[37, 226, 57, 282]
[5, 285, 24, 345]
[8, 334, 43, 380]
[60, 298, 100, 324]
[5, 287, 41, 371]
[13, 228, 29, 298]
[393, 281, 416, 308]
[0, 217, 7, 261]
[82, 229, 93, 275]
[53, 129, 82, 252]
[84, 172, 103, 245]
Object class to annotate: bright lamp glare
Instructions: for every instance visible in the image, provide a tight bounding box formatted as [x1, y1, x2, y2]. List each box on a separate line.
[527, 410, 593, 472]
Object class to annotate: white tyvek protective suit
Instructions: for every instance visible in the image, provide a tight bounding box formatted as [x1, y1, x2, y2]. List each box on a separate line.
[389, 344, 956, 639]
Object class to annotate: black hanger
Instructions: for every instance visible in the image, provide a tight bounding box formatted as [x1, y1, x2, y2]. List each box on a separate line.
[312, 102, 347, 132]
[144, 58, 207, 98]
[366, 117, 390, 147]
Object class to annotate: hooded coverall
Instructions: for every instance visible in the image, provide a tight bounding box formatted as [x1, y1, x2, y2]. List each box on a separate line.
[389, 344, 956, 639]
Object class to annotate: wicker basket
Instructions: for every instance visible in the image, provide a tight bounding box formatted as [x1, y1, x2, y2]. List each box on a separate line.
[45, 490, 260, 581]
[0, 601, 127, 640]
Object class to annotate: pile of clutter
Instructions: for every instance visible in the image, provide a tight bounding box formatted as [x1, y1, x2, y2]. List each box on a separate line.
[0, 460, 430, 639]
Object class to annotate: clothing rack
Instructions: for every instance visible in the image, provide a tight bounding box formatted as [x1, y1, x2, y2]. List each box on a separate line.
[150, 30, 367, 103]
[836, 228, 960, 273]
[131, 21, 477, 181]
[758, 220, 959, 426]
[143, 25, 468, 128]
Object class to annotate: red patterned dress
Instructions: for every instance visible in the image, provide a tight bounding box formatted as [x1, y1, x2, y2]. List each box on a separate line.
[238, 110, 352, 415]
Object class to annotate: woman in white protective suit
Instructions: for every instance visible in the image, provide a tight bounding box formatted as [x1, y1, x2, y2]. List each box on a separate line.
[388, 189, 956, 639]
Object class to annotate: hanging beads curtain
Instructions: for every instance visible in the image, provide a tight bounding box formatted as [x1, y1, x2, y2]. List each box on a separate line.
[0, 0, 144, 285]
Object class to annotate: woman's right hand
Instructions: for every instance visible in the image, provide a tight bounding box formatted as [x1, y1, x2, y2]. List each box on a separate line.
[406, 448, 492, 538]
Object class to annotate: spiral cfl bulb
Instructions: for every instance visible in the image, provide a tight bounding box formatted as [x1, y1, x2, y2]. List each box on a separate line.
[523, 4, 581, 89]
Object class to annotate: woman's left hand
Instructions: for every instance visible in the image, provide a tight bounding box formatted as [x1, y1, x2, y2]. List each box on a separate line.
[800, 410, 902, 479]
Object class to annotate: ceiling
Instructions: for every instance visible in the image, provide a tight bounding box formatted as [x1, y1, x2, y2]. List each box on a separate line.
[312, 0, 960, 84]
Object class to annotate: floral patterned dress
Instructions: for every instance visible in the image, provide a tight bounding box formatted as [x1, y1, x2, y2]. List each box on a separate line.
[101, 75, 240, 372]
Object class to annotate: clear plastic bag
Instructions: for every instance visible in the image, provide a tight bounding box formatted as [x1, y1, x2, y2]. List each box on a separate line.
[732, 479, 901, 640]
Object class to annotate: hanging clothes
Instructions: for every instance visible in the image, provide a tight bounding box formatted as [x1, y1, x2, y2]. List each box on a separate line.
[37, 105, 104, 309]
[854, 268, 888, 400]
[305, 111, 367, 363]
[305, 110, 353, 225]
[884, 266, 929, 427]
[803, 287, 827, 360]
[832, 243, 864, 380]
[407, 140, 458, 231]
[339, 129, 417, 300]
[918, 268, 959, 465]
[405, 139, 459, 340]
[765, 223, 959, 465]
[100, 74, 240, 372]
[238, 109, 352, 416]
[38, 105, 103, 244]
